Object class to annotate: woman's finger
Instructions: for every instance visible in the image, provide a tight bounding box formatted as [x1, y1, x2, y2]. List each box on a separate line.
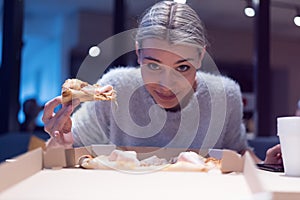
[267, 144, 281, 157]
[52, 130, 73, 146]
[42, 96, 62, 123]
[53, 106, 74, 132]
[52, 130, 63, 144]
[45, 99, 80, 137]
[44, 105, 72, 136]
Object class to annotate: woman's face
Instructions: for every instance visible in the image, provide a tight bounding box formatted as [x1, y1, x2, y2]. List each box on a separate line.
[137, 38, 204, 109]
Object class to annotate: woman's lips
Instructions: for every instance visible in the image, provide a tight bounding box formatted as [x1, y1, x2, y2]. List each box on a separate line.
[154, 90, 177, 101]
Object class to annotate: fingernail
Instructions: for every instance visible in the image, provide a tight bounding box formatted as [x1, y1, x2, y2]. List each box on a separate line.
[54, 131, 59, 137]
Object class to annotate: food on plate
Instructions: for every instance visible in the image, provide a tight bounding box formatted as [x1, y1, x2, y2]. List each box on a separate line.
[140, 155, 168, 167]
[166, 151, 221, 172]
[79, 150, 168, 170]
[79, 149, 221, 172]
[108, 150, 140, 168]
[61, 79, 116, 104]
[177, 151, 206, 165]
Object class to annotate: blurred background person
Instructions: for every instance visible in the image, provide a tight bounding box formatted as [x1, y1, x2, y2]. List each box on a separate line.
[20, 98, 44, 132]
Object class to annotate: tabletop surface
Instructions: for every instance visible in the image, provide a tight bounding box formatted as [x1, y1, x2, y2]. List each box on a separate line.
[0, 168, 252, 200]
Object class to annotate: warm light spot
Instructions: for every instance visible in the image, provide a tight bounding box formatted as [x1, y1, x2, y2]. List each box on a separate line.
[89, 46, 101, 57]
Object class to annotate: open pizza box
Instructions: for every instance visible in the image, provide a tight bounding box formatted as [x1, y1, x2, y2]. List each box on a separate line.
[1, 144, 300, 199]
[41, 144, 244, 172]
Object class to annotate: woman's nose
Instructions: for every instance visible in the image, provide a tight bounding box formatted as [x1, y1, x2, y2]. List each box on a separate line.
[158, 68, 177, 89]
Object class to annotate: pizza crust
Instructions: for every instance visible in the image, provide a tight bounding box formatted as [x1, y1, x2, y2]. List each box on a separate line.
[61, 79, 116, 104]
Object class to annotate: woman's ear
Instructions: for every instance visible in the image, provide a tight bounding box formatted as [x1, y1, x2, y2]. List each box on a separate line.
[135, 41, 141, 64]
[197, 47, 206, 69]
[200, 47, 206, 61]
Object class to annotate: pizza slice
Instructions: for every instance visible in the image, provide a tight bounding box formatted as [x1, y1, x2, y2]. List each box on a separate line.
[61, 79, 116, 104]
[164, 151, 221, 172]
[79, 150, 168, 171]
[78, 150, 221, 172]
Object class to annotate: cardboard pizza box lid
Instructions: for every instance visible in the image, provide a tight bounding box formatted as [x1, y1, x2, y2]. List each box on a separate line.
[1, 147, 300, 199]
[220, 149, 245, 173]
[43, 147, 67, 168]
[91, 144, 117, 156]
[43, 145, 116, 168]
[42, 145, 245, 170]
[28, 135, 46, 151]
[0, 146, 245, 193]
[243, 151, 300, 200]
[0, 148, 43, 193]
[65, 146, 92, 167]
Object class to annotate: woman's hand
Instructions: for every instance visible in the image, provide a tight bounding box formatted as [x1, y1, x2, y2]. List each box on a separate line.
[264, 144, 282, 164]
[42, 96, 80, 148]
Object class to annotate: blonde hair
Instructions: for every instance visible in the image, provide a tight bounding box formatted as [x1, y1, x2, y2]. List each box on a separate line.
[136, 1, 208, 50]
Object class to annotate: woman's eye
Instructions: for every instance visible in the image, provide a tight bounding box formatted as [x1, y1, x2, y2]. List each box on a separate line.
[176, 65, 190, 72]
[147, 63, 160, 70]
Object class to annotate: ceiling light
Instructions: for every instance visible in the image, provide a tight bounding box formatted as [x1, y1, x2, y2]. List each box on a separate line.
[89, 46, 101, 57]
[244, 7, 255, 17]
[294, 8, 300, 27]
[294, 16, 300, 26]
[244, 0, 255, 17]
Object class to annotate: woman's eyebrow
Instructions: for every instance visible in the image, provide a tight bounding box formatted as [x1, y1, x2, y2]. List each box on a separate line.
[143, 56, 161, 63]
[142, 56, 194, 64]
[174, 58, 194, 65]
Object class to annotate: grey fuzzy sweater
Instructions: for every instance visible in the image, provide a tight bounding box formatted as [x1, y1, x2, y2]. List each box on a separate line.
[72, 67, 248, 153]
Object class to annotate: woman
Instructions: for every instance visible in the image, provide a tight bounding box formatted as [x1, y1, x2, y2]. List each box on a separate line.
[43, 1, 264, 162]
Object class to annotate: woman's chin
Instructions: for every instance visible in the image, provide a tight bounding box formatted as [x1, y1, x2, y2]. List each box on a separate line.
[156, 101, 180, 110]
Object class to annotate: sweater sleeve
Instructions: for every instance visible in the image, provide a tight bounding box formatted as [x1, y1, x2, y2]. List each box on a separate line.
[222, 78, 249, 153]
